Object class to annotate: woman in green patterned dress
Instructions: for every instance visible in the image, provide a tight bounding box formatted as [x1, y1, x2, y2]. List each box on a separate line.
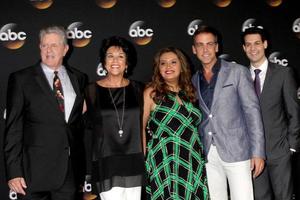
[143, 47, 209, 200]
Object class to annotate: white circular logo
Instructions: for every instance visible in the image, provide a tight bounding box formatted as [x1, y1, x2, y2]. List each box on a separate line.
[67, 22, 92, 47]
[268, 52, 288, 67]
[96, 62, 107, 76]
[187, 19, 203, 36]
[3, 108, 6, 120]
[128, 20, 154, 45]
[9, 190, 17, 200]
[241, 18, 263, 32]
[292, 18, 300, 39]
[0, 23, 27, 49]
[219, 54, 236, 63]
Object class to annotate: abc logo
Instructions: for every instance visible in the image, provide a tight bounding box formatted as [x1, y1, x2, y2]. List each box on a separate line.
[219, 54, 236, 63]
[67, 22, 92, 48]
[67, 28, 92, 39]
[9, 190, 17, 200]
[129, 21, 153, 45]
[293, 23, 300, 32]
[0, 29, 26, 41]
[292, 18, 300, 39]
[3, 108, 6, 120]
[242, 18, 263, 32]
[293, 18, 300, 32]
[0, 23, 26, 50]
[97, 62, 107, 76]
[83, 181, 92, 192]
[187, 19, 203, 36]
[269, 52, 288, 67]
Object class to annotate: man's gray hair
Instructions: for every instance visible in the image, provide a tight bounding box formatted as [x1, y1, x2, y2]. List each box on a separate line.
[39, 26, 68, 45]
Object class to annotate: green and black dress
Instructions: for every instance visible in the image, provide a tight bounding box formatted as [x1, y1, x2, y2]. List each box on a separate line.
[145, 91, 209, 200]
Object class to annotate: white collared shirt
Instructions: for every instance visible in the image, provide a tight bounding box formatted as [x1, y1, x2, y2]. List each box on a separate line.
[250, 58, 268, 93]
[41, 63, 76, 122]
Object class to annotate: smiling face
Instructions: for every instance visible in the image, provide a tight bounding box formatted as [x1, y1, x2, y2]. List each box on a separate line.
[243, 33, 267, 67]
[158, 51, 181, 84]
[192, 32, 218, 68]
[40, 33, 69, 70]
[104, 46, 127, 77]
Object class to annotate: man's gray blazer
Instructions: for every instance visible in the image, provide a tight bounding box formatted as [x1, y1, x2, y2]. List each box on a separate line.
[192, 59, 265, 162]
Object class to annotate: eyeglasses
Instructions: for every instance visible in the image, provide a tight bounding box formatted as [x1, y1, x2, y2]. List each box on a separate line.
[194, 41, 217, 49]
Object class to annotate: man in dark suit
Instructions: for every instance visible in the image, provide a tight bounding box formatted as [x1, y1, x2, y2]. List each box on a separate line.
[4, 26, 88, 200]
[192, 25, 265, 200]
[242, 27, 300, 200]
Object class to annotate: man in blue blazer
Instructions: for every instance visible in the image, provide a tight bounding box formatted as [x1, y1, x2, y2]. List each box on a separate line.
[242, 27, 300, 200]
[191, 25, 265, 200]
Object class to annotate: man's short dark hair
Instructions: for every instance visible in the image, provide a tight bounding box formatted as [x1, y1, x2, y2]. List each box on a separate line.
[241, 27, 268, 45]
[193, 25, 220, 44]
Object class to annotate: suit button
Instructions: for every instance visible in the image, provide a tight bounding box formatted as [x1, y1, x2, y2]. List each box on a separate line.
[208, 131, 212, 135]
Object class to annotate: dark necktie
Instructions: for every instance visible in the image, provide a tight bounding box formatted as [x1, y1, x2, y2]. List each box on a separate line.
[254, 69, 261, 96]
[53, 71, 65, 112]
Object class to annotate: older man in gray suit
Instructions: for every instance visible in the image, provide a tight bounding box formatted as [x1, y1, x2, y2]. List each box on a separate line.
[191, 25, 265, 200]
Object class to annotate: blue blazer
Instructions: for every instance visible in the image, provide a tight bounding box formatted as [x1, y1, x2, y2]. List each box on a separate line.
[192, 59, 265, 162]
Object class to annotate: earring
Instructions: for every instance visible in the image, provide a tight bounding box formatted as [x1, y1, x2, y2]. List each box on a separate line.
[125, 68, 128, 73]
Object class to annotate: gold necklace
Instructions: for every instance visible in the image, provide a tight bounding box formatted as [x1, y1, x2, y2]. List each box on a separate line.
[108, 87, 126, 137]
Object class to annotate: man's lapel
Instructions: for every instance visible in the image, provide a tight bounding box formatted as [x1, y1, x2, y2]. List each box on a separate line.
[211, 61, 230, 112]
[260, 62, 274, 104]
[194, 71, 210, 114]
[34, 64, 65, 121]
[66, 67, 81, 123]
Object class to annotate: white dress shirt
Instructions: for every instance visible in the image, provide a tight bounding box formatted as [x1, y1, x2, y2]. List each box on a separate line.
[250, 58, 268, 93]
[41, 63, 76, 122]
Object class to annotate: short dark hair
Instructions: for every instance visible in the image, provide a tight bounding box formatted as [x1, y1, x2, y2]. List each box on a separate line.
[99, 36, 137, 76]
[241, 27, 268, 45]
[193, 25, 220, 44]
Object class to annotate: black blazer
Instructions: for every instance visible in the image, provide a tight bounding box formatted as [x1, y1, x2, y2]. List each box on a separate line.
[4, 64, 88, 192]
[259, 62, 300, 160]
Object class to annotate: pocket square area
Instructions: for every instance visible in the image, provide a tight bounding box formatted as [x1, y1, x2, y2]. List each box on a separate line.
[222, 84, 233, 88]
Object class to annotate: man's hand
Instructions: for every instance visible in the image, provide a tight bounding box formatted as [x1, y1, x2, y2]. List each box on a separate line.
[251, 157, 265, 178]
[8, 177, 27, 195]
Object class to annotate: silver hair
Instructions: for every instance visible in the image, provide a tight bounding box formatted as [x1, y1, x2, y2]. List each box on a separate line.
[39, 26, 68, 45]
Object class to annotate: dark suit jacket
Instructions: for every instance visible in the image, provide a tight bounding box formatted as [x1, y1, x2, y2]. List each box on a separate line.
[4, 64, 88, 192]
[259, 62, 300, 160]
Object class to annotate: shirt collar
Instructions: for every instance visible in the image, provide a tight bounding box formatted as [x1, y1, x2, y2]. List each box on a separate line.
[41, 63, 66, 75]
[200, 58, 221, 74]
[250, 58, 268, 74]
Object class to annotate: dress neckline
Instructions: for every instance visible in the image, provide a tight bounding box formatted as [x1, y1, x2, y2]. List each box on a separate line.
[95, 81, 130, 89]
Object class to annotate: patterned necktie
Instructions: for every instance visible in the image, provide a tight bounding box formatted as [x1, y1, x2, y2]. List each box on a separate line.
[254, 69, 261, 96]
[53, 71, 65, 112]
